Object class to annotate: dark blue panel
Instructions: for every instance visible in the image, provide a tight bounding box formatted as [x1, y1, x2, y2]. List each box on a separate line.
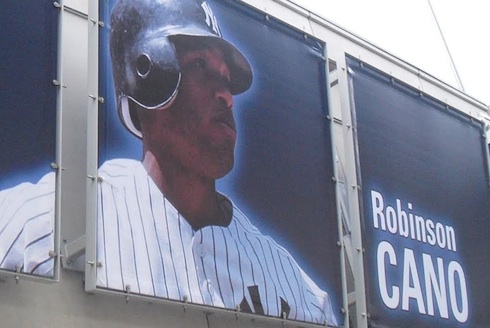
[349, 56, 490, 328]
[0, 0, 58, 189]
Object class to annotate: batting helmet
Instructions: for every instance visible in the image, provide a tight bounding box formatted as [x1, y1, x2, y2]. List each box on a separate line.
[110, 0, 253, 138]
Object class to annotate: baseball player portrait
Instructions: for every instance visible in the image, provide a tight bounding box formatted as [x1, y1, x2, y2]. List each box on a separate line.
[96, 0, 338, 325]
[0, 0, 339, 325]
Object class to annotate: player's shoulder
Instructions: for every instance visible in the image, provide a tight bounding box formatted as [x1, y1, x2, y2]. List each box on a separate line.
[0, 171, 55, 205]
[230, 201, 303, 259]
[229, 203, 290, 257]
[98, 158, 143, 181]
[229, 203, 260, 234]
[0, 171, 55, 249]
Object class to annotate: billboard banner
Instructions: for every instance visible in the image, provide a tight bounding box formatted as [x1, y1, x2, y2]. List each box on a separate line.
[96, 0, 342, 325]
[348, 56, 490, 327]
[0, 0, 59, 278]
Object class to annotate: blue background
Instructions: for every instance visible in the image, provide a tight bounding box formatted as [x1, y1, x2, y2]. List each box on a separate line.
[0, 0, 58, 190]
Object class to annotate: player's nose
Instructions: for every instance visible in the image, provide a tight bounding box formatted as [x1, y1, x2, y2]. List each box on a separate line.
[216, 87, 233, 110]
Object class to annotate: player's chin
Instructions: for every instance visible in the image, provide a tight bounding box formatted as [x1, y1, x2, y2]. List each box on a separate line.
[213, 156, 234, 179]
[206, 150, 235, 179]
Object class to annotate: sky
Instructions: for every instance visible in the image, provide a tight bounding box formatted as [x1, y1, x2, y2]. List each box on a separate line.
[290, 0, 490, 107]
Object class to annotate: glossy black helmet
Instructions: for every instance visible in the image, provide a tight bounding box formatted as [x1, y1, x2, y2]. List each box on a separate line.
[110, 0, 253, 137]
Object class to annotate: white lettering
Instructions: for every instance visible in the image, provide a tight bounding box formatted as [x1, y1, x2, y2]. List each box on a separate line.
[423, 254, 448, 318]
[436, 223, 447, 249]
[377, 241, 400, 309]
[426, 219, 436, 246]
[415, 215, 427, 243]
[370, 190, 457, 251]
[371, 190, 385, 230]
[397, 199, 410, 237]
[386, 206, 397, 234]
[402, 248, 426, 314]
[446, 226, 456, 251]
[448, 261, 468, 323]
[409, 203, 416, 239]
[375, 244, 468, 322]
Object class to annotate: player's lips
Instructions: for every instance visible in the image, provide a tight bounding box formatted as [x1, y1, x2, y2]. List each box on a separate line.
[213, 111, 236, 132]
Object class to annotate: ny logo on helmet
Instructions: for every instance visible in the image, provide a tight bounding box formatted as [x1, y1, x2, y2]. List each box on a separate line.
[201, 1, 222, 37]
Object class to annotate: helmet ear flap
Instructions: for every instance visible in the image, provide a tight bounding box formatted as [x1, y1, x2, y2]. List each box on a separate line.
[125, 36, 181, 110]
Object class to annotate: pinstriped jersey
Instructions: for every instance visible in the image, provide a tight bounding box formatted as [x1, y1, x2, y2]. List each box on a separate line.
[96, 159, 337, 326]
[0, 172, 55, 277]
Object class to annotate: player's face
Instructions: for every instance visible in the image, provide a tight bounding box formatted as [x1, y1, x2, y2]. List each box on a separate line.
[147, 44, 236, 179]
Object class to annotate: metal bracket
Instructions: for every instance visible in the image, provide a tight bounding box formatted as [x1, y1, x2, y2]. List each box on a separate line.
[61, 235, 86, 271]
[125, 285, 131, 303]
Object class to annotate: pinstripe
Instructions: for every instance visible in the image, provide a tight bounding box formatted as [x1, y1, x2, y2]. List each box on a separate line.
[256, 234, 281, 315]
[98, 181, 109, 285]
[198, 230, 214, 304]
[0, 172, 55, 277]
[164, 199, 181, 300]
[265, 241, 295, 317]
[0, 187, 53, 235]
[232, 219, 251, 296]
[185, 228, 205, 304]
[95, 159, 336, 325]
[232, 213, 266, 294]
[221, 224, 245, 306]
[231, 221, 257, 311]
[25, 230, 52, 249]
[210, 227, 228, 307]
[114, 186, 126, 289]
[274, 247, 299, 318]
[0, 210, 51, 266]
[220, 228, 235, 304]
[0, 184, 30, 226]
[30, 256, 53, 274]
[31, 257, 54, 276]
[154, 194, 179, 298]
[147, 176, 169, 298]
[284, 255, 314, 321]
[114, 185, 126, 289]
[267, 240, 291, 309]
[242, 228, 271, 314]
[123, 186, 140, 293]
[177, 213, 192, 301]
[232, 217, 256, 286]
[309, 297, 325, 324]
[131, 176, 156, 295]
[0, 176, 52, 223]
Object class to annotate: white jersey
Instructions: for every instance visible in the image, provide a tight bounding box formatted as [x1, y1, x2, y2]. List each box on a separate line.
[0, 172, 55, 276]
[97, 159, 337, 326]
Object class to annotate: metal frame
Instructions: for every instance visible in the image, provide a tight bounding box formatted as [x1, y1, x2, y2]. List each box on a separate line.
[332, 55, 368, 328]
[328, 62, 351, 328]
[484, 122, 490, 186]
[84, 0, 100, 292]
[52, 0, 65, 283]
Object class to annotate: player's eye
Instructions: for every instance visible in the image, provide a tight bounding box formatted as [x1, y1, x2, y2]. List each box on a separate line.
[192, 57, 207, 71]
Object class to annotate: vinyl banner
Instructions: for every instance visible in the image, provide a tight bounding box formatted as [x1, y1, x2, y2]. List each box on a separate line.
[97, 0, 341, 325]
[348, 56, 490, 327]
[0, 0, 59, 278]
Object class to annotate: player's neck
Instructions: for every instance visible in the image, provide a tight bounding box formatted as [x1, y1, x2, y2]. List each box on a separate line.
[141, 151, 232, 230]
